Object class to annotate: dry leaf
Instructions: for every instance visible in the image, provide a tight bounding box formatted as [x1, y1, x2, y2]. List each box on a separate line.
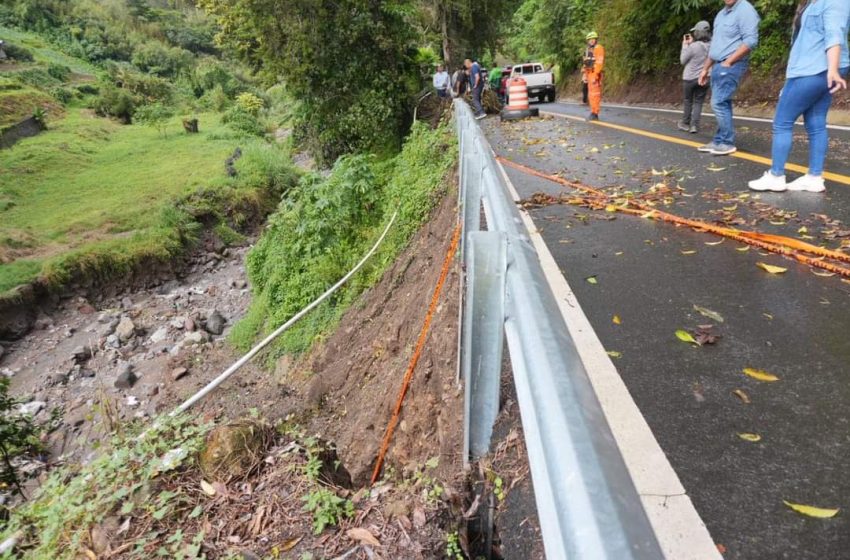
[681, 250, 697, 255]
[757, 262, 788, 274]
[200, 480, 216, 496]
[743, 368, 779, 382]
[812, 270, 836, 277]
[693, 305, 724, 323]
[613, 315, 622, 325]
[606, 351, 622, 358]
[413, 507, 427, 529]
[783, 501, 840, 518]
[736, 246, 750, 252]
[586, 276, 598, 285]
[675, 330, 698, 345]
[732, 389, 751, 404]
[738, 433, 762, 442]
[707, 165, 727, 172]
[347, 527, 381, 547]
[280, 536, 303, 552]
[705, 239, 725, 246]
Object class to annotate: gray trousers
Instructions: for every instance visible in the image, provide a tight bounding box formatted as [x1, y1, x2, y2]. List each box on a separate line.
[682, 79, 709, 127]
[472, 86, 484, 116]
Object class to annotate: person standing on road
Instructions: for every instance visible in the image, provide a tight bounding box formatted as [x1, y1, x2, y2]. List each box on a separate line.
[697, 0, 761, 156]
[433, 64, 450, 99]
[679, 21, 712, 134]
[454, 66, 469, 97]
[749, 0, 850, 193]
[465, 58, 486, 120]
[583, 31, 605, 121]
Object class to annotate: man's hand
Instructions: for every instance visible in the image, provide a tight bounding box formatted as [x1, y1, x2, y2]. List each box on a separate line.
[582, 75, 588, 84]
[828, 69, 848, 94]
[698, 69, 709, 87]
[720, 59, 733, 68]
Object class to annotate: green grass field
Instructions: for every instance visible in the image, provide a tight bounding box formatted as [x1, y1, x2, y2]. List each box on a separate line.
[0, 107, 288, 294]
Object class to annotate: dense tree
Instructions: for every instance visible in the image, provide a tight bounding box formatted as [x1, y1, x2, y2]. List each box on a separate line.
[198, 0, 420, 164]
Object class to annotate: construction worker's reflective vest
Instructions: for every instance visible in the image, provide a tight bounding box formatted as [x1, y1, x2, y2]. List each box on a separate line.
[583, 44, 605, 78]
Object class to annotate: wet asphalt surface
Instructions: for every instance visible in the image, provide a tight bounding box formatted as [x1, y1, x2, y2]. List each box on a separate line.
[481, 101, 850, 559]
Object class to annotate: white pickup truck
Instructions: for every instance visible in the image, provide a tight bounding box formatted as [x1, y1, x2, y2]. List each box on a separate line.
[509, 63, 556, 104]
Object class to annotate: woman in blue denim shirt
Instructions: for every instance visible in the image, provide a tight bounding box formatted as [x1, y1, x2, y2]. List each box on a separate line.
[749, 0, 850, 193]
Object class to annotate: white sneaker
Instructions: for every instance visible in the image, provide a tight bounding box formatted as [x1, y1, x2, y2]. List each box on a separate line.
[748, 171, 787, 192]
[786, 174, 826, 193]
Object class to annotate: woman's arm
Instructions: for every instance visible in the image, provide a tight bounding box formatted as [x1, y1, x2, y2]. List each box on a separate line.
[827, 45, 847, 93]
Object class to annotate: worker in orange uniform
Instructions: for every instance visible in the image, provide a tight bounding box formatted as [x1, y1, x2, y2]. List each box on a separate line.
[582, 31, 605, 121]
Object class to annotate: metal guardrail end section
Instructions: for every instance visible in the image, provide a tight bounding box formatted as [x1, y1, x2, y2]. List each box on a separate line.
[454, 99, 665, 559]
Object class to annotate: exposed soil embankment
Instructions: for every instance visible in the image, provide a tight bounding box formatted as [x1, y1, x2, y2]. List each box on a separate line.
[284, 178, 463, 486]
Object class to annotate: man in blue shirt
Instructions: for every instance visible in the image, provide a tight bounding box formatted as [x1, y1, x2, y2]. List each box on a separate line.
[697, 0, 760, 156]
[465, 58, 486, 120]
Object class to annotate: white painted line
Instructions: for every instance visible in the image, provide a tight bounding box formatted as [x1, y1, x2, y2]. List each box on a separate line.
[557, 100, 850, 132]
[497, 160, 721, 560]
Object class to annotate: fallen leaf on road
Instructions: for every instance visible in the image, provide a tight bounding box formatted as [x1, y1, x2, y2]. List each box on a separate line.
[707, 164, 727, 172]
[812, 270, 836, 277]
[743, 368, 779, 382]
[279, 536, 303, 552]
[606, 351, 622, 358]
[586, 276, 598, 284]
[693, 305, 724, 323]
[736, 246, 750, 252]
[738, 433, 762, 442]
[705, 239, 724, 246]
[757, 262, 788, 274]
[693, 325, 721, 345]
[732, 389, 751, 404]
[675, 330, 698, 345]
[798, 226, 808, 234]
[347, 528, 381, 547]
[681, 250, 697, 255]
[613, 315, 621, 325]
[605, 204, 618, 212]
[763, 313, 774, 320]
[201, 480, 216, 496]
[783, 501, 840, 519]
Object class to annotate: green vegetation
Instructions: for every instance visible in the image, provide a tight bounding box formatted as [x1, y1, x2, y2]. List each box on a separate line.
[506, 0, 798, 87]
[0, 415, 212, 560]
[0, 378, 43, 498]
[301, 488, 355, 535]
[230, 120, 456, 356]
[0, 108, 294, 294]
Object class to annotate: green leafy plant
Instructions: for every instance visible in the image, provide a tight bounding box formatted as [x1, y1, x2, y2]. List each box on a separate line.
[235, 91, 264, 115]
[446, 531, 464, 560]
[301, 488, 354, 534]
[0, 377, 43, 498]
[134, 102, 175, 137]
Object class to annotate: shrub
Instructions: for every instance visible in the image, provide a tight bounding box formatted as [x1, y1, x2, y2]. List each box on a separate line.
[91, 86, 136, 123]
[50, 86, 75, 104]
[106, 61, 172, 102]
[131, 41, 195, 77]
[75, 83, 100, 96]
[191, 58, 242, 97]
[134, 102, 174, 137]
[199, 83, 230, 111]
[46, 62, 71, 82]
[2, 43, 34, 62]
[235, 91, 264, 115]
[15, 68, 61, 89]
[222, 105, 264, 137]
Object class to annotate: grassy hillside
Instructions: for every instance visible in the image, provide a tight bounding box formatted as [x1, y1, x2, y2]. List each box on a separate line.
[0, 106, 291, 294]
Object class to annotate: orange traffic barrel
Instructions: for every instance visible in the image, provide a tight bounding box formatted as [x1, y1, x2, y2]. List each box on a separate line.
[501, 77, 539, 121]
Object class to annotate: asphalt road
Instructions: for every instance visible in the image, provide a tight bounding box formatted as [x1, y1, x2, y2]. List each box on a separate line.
[481, 100, 850, 559]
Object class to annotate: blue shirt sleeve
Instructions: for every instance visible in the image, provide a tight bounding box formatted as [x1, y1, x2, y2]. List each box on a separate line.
[824, 0, 850, 51]
[740, 3, 760, 50]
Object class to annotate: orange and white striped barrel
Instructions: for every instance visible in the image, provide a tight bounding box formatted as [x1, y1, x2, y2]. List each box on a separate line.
[506, 77, 529, 111]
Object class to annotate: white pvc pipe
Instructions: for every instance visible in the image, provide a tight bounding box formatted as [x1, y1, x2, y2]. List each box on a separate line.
[169, 211, 398, 416]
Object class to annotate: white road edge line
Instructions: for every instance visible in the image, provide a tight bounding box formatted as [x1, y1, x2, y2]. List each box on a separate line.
[496, 160, 722, 560]
[557, 100, 850, 132]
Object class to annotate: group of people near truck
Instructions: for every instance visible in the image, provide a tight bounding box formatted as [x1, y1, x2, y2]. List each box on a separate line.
[433, 0, 850, 194]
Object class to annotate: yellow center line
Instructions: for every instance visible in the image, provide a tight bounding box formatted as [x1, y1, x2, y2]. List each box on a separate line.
[541, 110, 850, 186]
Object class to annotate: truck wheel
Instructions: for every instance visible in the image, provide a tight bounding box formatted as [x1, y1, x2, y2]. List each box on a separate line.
[547, 91, 556, 103]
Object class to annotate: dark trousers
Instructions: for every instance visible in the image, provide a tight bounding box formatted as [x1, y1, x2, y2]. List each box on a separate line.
[472, 86, 484, 116]
[682, 79, 708, 128]
[582, 81, 589, 104]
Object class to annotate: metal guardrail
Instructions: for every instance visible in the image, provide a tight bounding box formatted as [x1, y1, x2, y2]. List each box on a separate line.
[455, 100, 664, 560]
